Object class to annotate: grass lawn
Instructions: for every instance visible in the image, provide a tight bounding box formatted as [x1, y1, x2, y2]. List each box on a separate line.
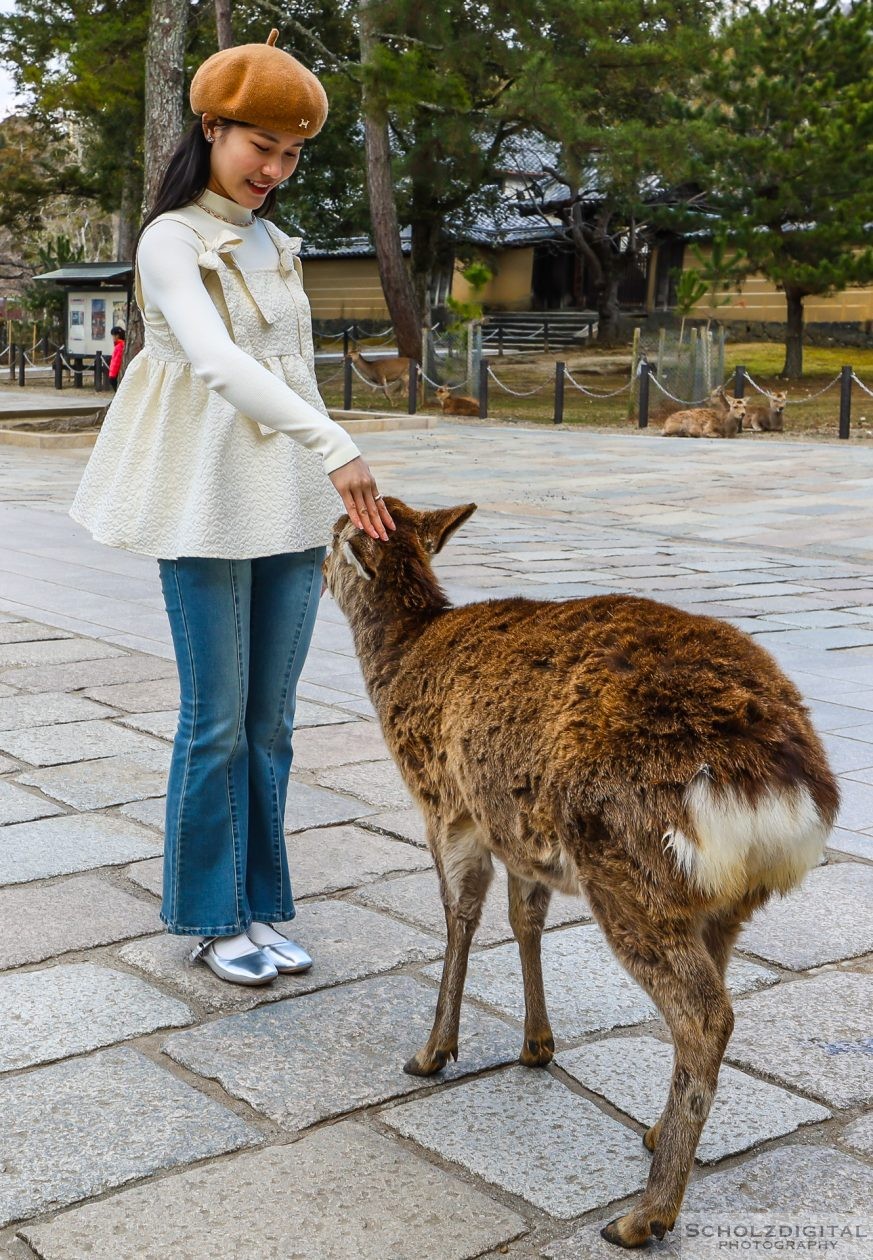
[316, 340, 873, 439]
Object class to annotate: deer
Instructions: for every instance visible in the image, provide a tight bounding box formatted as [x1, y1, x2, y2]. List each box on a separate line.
[435, 386, 480, 416]
[747, 391, 787, 432]
[347, 350, 412, 402]
[662, 396, 746, 439]
[323, 497, 837, 1251]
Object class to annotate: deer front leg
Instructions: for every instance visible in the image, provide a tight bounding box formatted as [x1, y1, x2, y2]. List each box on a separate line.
[507, 873, 554, 1067]
[404, 821, 493, 1077]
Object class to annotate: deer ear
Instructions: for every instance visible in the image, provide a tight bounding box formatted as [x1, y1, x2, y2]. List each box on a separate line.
[422, 503, 477, 554]
[342, 536, 375, 581]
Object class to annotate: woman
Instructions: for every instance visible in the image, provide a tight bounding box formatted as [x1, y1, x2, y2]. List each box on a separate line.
[71, 30, 394, 986]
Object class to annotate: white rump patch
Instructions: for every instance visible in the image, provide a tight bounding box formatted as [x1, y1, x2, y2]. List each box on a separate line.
[665, 775, 829, 899]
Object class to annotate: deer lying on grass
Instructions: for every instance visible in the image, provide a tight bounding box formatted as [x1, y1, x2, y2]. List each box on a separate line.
[435, 386, 480, 416]
[347, 350, 411, 402]
[662, 395, 746, 438]
[747, 390, 787, 432]
[324, 498, 837, 1250]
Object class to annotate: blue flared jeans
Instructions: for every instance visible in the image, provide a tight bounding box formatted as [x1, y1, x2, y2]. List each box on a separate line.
[157, 548, 325, 936]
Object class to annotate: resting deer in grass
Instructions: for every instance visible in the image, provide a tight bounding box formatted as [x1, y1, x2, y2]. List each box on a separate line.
[347, 350, 411, 402]
[435, 386, 480, 416]
[662, 396, 746, 439]
[747, 390, 787, 432]
[324, 498, 837, 1250]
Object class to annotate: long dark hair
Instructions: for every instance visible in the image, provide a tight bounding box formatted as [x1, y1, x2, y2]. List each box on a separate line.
[133, 118, 278, 264]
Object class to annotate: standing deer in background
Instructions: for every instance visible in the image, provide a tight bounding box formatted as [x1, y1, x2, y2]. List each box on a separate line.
[324, 498, 838, 1250]
[347, 350, 411, 402]
[747, 390, 787, 432]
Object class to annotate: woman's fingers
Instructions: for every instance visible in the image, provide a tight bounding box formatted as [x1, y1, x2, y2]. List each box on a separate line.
[329, 458, 394, 542]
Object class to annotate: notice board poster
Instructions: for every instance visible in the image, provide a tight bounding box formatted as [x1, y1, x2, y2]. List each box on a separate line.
[65, 289, 126, 356]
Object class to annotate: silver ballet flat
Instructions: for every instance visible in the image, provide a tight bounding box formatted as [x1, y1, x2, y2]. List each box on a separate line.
[190, 938, 278, 986]
[260, 937, 313, 974]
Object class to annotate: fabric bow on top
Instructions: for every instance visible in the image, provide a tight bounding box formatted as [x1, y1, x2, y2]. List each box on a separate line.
[196, 224, 304, 327]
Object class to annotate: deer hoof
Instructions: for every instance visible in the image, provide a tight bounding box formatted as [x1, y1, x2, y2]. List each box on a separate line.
[403, 1044, 457, 1077]
[519, 1033, 555, 1067]
[601, 1211, 674, 1249]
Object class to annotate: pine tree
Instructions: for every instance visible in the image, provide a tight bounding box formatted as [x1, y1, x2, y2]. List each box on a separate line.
[685, 0, 873, 378]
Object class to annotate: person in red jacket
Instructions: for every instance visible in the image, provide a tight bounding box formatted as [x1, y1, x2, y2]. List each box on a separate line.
[108, 325, 125, 391]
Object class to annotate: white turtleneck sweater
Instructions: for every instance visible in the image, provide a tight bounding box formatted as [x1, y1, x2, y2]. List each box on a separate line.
[136, 188, 360, 475]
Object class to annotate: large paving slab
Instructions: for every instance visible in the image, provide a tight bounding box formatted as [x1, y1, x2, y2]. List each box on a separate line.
[0, 718, 164, 767]
[0, 620, 72, 644]
[164, 973, 520, 1129]
[0, 637, 122, 670]
[0, 963, 191, 1071]
[739, 862, 873, 968]
[0, 779, 62, 824]
[834, 778, 873, 831]
[313, 758, 415, 809]
[290, 720, 389, 769]
[0, 652, 177, 694]
[0, 813, 162, 885]
[841, 1112, 873, 1156]
[120, 795, 165, 830]
[19, 1121, 528, 1260]
[284, 779, 379, 831]
[121, 899, 442, 1013]
[118, 709, 177, 740]
[558, 1035, 829, 1164]
[83, 676, 180, 711]
[0, 691, 112, 731]
[826, 827, 873, 861]
[361, 807, 428, 846]
[17, 747, 171, 809]
[0, 1047, 257, 1226]
[541, 1145, 873, 1259]
[382, 1066, 650, 1218]
[355, 863, 590, 946]
[0, 874, 158, 969]
[127, 825, 432, 901]
[425, 924, 777, 1040]
[727, 972, 873, 1107]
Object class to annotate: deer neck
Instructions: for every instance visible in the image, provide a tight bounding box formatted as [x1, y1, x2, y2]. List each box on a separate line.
[343, 580, 449, 702]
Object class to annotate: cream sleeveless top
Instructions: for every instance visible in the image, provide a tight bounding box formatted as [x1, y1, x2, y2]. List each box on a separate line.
[70, 207, 357, 560]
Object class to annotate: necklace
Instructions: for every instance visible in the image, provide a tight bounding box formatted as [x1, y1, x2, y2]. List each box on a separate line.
[195, 199, 255, 228]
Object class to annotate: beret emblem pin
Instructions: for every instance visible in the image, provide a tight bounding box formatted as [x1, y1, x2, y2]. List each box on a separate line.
[300, 118, 309, 129]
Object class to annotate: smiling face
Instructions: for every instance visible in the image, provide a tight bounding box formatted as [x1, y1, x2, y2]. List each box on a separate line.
[201, 115, 306, 208]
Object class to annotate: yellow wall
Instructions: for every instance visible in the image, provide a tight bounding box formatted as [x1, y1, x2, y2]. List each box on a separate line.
[301, 258, 390, 320]
[451, 248, 534, 310]
[684, 245, 873, 323]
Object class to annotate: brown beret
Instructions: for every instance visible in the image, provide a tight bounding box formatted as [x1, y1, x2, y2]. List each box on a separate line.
[190, 29, 328, 137]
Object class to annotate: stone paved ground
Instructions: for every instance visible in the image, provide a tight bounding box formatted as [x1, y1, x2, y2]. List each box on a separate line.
[1, 426, 872, 1258]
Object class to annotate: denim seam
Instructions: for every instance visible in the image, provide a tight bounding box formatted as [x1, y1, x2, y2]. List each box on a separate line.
[226, 559, 247, 932]
[169, 561, 197, 929]
[268, 549, 322, 919]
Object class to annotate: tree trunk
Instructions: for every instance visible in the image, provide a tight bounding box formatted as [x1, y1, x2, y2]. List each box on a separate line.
[594, 270, 622, 344]
[358, 0, 422, 359]
[781, 285, 805, 379]
[214, 0, 233, 50]
[126, 0, 189, 365]
[115, 159, 139, 262]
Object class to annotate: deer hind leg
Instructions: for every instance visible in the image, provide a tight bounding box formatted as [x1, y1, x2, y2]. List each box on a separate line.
[642, 895, 763, 1157]
[507, 872, 554, 1066]
[598, 925, 734, 1249]
[404, 819, 493, 1077]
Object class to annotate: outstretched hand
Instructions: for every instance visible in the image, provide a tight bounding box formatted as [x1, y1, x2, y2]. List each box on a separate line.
[329, 456, 395, 541]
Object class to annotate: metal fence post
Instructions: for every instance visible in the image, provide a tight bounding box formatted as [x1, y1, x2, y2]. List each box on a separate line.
[73, 356, 83, 388]
[498, 325, 504, 357]
[478, 358, 488, 419]
[543, 319, 550, 354]
[839, 365, 852, 440]
[343, 354, 352, 410]
[408, 361, 418, 415]
[554, 360, 565, 424]
[8, 342, 15, 382]
[733, 365, 746, 398]
[17, 346, 25, 386]
[342, 326, 350, 358]
[54, 349, 63, 389]
[638, 359, 650, 428]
